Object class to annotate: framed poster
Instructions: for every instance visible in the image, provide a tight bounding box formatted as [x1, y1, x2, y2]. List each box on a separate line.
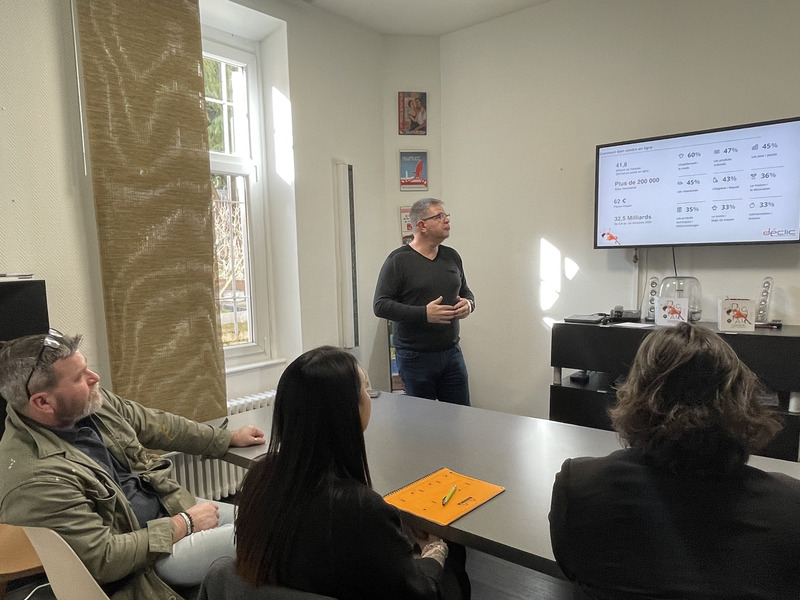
[399, 150, 428, 191]
[400, 206, 414, 244]
[398, 92, 427, 135]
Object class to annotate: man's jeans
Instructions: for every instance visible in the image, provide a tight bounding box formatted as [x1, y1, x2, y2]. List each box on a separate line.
[155, 500, 236, 586]
[395, 345, 470, 406]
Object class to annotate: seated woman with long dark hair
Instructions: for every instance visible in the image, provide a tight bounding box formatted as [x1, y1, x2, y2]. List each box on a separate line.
[233, 346, 468, 600]
[549, 323, 800, 599]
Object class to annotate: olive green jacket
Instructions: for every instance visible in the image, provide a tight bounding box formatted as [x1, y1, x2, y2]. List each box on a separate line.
[0, 388, 232, 600]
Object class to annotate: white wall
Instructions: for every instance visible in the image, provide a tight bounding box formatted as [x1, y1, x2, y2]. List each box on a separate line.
[4, 0, 800, 419]
[0, 0, 111, 384]
[236, 0, 390, 386]
[378, 35, 443, 387]
[439, 0, 800, 417]
[1, 0, 391, 402]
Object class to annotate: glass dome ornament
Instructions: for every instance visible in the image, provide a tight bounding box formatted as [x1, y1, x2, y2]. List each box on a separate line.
[657, 276, 702, 322]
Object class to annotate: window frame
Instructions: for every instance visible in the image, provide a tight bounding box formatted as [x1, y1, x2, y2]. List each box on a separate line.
[202, 34, 275, 368]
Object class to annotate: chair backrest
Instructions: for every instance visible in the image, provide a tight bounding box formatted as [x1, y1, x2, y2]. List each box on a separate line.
[199, 556, 338, 600]
[21, 526, 109, 600]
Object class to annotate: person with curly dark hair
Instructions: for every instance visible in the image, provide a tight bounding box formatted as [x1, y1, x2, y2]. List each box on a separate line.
[549, 323, 800, 599]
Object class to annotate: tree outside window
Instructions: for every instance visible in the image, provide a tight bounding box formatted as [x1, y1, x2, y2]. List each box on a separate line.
[204, 54, 256, 347]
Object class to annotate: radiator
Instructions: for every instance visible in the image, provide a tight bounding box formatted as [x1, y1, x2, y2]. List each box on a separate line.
[168, 390, 275, 500]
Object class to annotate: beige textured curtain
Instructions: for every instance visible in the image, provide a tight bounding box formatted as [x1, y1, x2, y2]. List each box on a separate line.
[75, 0, 226, 421]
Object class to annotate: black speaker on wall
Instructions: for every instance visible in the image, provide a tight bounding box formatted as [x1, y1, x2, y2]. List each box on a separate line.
[0, 279, 50, 439]
[0, 279, 50, 342]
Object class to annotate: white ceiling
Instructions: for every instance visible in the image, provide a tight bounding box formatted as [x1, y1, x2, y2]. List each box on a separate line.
[201, 0, 283, 39]
[201, 0, 550, 38]
[291, 0, 550, 36]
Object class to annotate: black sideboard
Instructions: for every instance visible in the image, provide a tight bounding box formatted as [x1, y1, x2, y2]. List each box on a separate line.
[550, 321, 800, 462]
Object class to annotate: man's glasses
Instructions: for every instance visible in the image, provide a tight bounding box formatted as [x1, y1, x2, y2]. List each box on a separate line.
[420, 212, 450, 222]
[25, 329, 64, 397]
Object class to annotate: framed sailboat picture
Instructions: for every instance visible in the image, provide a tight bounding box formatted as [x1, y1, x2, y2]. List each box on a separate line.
[399, 150, 428, 191]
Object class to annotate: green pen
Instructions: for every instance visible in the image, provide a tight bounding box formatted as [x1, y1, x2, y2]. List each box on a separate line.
[442, 484, 458, 506]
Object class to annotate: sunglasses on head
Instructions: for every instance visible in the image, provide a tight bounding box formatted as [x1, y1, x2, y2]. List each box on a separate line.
[25, 329, 65, 397]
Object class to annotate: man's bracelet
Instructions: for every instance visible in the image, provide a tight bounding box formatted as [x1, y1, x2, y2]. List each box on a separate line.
[179, 511, 194, 535]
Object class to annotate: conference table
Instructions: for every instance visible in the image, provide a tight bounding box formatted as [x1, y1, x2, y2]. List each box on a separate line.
[213, 392, 800, 579]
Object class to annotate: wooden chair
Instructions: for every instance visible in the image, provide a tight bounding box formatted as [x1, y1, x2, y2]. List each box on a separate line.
[0, 523, 45, 598]
[21, 526, 109, 600]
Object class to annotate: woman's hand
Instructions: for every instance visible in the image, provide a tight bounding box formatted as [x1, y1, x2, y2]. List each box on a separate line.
[408, 525, 442, 550]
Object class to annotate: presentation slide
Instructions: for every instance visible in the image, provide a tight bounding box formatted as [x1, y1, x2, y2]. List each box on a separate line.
[595, 119, 800, 248]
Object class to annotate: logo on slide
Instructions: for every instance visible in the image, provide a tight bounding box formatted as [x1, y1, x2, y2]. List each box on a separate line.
[763, 227, 797, 238]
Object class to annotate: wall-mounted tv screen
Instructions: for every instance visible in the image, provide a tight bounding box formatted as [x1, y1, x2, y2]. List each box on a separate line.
[595, 117, 800, 249]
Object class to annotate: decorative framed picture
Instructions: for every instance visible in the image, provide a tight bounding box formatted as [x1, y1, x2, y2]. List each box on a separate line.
[398, 92, 427, 135]
[400, 206, 414, 245]
[399, 150, 428, 191]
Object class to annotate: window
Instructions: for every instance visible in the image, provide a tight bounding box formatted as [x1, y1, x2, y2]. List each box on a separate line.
[210, 172, 251, 345]
[203, 36, 272, 362]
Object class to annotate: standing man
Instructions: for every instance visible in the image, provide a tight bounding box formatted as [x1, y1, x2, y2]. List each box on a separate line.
[0, 330, 265, 599]
[374, 198, 475, 405]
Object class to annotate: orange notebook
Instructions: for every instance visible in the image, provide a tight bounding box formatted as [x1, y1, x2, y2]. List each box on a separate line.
[383, 467, 505, 526]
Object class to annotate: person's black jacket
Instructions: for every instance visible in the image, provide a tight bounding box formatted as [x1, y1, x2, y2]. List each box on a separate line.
[550, 448, 800, 599]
